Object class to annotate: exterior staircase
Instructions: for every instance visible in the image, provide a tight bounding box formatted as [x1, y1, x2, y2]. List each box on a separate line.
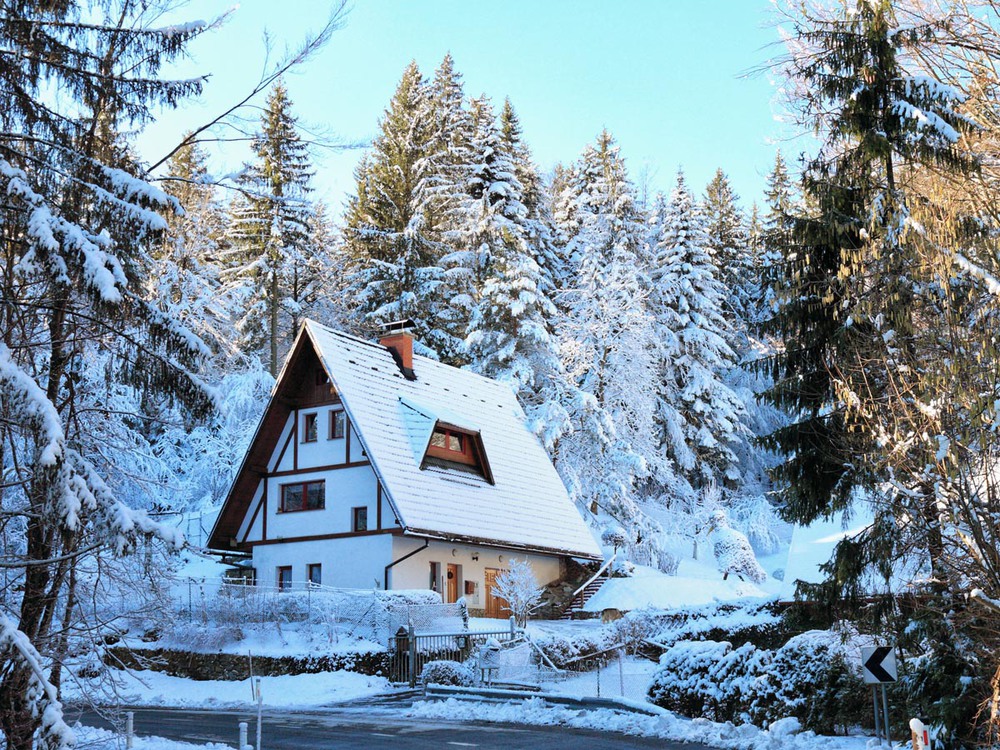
[559, 576, 607, 619]
[558, 552, 617, 620]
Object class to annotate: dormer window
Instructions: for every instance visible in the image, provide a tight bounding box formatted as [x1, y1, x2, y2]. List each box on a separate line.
[428, 427, 474, 465]
[423, 423, 494, 483]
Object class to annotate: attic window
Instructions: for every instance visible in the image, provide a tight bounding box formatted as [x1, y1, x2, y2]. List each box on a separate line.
[423, 423, 494, 483]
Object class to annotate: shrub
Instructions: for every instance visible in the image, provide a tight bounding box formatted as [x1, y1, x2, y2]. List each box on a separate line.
[748, 629, 868, 733]
[648, 628, 868, 734]
[420, 660, 474, 687]
[648, 640, 764, 721]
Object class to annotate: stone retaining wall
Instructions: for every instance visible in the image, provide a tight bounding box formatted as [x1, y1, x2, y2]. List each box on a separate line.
[103, 646, 390, 681]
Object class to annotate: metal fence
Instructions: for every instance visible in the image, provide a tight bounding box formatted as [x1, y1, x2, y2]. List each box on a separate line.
[175, 577, 461, 645]
[390, 620, 521, 686]
[546, 645, 654, 702]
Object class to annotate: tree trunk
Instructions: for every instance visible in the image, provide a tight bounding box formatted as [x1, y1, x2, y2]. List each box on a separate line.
[269, 269, 279, 377]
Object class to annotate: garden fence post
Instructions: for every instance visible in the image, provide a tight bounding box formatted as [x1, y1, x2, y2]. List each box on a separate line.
[125, 711, 133, 749]
[618, 648, 624, 697]
[255, 677, 262, 750]
[509, 615, 516, 638]
[239, 722, 248, 750]
[408, 621, 416, 688]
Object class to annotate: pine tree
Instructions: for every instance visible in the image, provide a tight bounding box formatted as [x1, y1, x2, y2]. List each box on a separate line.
[649, 172, 747, 493]
[703, 169, 752, 340]
[0, 4, 213, 748]
[465, 99, 570, 448]
[154, 137, 228, 353]
[225, 82, 314, 375]
[556, 132, 663, 562]
[344, 62, 456, 359]
[765, 0, 979, 607]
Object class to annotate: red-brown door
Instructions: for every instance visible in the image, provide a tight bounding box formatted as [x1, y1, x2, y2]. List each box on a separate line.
[484, 568, 507, 618]
[446, 564, 459, 603]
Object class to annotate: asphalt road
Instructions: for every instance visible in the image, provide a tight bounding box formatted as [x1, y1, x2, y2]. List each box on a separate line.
[71, 701, 704, 750]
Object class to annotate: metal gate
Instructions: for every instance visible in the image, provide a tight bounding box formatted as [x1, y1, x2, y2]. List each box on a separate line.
[389, 620, 520, 686]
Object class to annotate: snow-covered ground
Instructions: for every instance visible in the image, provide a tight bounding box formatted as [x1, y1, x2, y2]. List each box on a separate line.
[582, 560, 773, 613]
[408, 697, 870, 750]
[74, 725, 230, 750]
[66, 669, 392, 709]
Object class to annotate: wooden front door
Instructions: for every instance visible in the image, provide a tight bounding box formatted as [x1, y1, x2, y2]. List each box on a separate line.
[446, 564, 459, 603]
[484, 567, 507, 619]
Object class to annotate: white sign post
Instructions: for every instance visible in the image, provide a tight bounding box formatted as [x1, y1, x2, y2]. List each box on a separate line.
[862, 645, 897, 746]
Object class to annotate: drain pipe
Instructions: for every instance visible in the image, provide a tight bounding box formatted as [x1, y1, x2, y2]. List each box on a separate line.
[384, 539, 429, 590]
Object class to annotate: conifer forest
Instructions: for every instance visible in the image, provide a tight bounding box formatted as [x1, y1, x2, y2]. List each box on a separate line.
[5, 0, 1000, 748]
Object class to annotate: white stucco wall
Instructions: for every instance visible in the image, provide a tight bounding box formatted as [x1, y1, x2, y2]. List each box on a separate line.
[387, 537, 562, 611]
[252, 534, 394, 590]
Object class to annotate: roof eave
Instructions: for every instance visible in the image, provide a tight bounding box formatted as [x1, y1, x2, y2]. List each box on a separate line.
[402, 528, 602, 561]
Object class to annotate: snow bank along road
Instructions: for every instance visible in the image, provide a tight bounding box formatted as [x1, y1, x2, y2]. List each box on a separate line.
[72, 705, 712, 749]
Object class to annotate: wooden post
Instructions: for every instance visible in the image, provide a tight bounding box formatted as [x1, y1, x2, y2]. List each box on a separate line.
[407, 622, 417, 688]
[125, 712, 133, 749]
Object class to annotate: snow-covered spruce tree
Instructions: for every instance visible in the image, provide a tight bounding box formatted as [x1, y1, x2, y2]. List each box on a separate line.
[343, 61, 457, 360]
[463, 100, 571, 448]
[648, 171, 748, 493]
[225, 82, 314, 376]
[768, 1, 993, 740]
[499, 99, 563, 307]
[0, 4, 214, 748]
[556, 132, 665, 566]
[153, 137, 230, 357]
[703, 169, 754, 347]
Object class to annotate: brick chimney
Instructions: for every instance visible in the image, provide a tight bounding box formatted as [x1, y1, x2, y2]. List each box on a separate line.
[379, 320, 416, 379]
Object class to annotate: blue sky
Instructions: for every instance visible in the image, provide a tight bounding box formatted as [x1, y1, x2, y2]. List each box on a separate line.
[139, 0, 797, 216]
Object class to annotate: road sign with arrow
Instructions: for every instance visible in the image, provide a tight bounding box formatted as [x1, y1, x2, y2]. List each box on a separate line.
[862, 646, 898, 684]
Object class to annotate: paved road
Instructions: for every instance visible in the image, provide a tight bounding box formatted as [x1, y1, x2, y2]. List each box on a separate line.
[71, 700, 702, 750]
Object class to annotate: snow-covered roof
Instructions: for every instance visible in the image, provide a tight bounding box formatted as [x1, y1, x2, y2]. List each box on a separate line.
[305, 321, 602, 559]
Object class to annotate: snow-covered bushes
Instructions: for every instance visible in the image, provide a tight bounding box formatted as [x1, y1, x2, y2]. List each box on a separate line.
[648, 640, 762, 721]
[709, 510, 767, 584]
[648, 628, 868, 733]
[420, 660, 474, 687]
[747, 629, 867, 733]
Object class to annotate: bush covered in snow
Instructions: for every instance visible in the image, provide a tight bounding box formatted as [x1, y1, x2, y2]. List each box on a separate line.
[648, 640, 763, 721]
[648, 628, 869, 733]
[709, 510, 767, 584]
[420, 660, 474, 687]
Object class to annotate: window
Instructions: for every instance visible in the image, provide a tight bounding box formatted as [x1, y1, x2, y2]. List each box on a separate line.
[430, 428, 464, 453]
[280, 480, 325, 512]
[352, 506, 368, 532]
[307, 563, 322, 587]
[277, 566, 293, 592]
[302, 412, 318, 443]
[330, 410, 346, 440]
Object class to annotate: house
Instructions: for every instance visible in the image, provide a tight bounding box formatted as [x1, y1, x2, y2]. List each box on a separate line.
[207, 319, 603, 616]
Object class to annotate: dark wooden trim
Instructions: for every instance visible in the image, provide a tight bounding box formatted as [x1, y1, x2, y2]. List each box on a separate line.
[240, 484, 266, 545]
[267, 460, 370, 479]
[376, 483, 383, 530]
[247, 528, 401, 548]
[293, 409, 299, 470]
[345, 415, 352, 462]
[272, 427, 293, 472]
[291, 396, 341, 409]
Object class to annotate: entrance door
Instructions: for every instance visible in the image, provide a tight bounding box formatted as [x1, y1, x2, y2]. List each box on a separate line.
[484, 567, 508, 619]
[446, 564, 459, 603]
